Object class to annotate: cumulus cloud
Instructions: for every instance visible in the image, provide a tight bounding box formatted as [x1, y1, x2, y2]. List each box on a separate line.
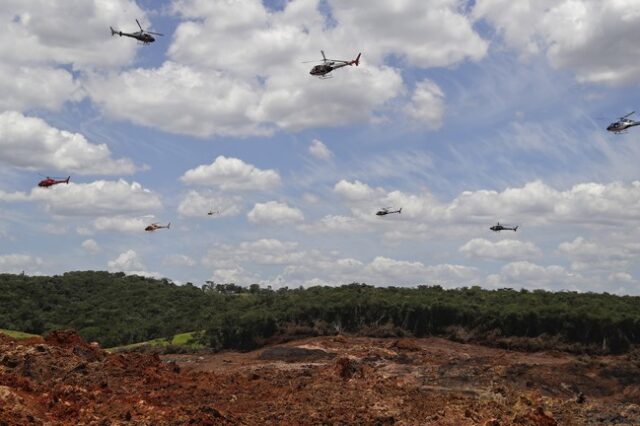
[81, 239, 101, 254]
[92, 216, 150, 234]
[0, 1, 143, 110]
[107, 249, 161, 278]
[309, 139, 333, 160]
[299, 215, 369, 234]
[181, 156, 281, 191]
[474, 0, 640, 85]
[87, 62, 273, 138]
[203, 239, 305, 268]
[0, 64, 82, 112]
[86, 0, 490, 136]
[404, 79, 445, 129]
[0, 253, 43, 273]
[247, 201, 304, 225]
[330, 0, 488, 67]
[334, 180, 382, 201]
[486, 261, 580, 291]
[203, 238, 478, 288]
[177, 190, 243, 218]
[0, 180, 162, 217]
[459, 238, 541, 261]
[164, 254, 196, 268]
[0, 111, 137, 175]
[108, 249, 144, 271]
[558, 236, 640, 272]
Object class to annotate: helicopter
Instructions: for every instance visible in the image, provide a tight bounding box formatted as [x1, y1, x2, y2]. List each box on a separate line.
[145, 222, 170, 232]
[38, 176, 70, 188]
[110, 19, 163, 44]
[376, 207, 402, 216]
[207, 209, 220, 216]
[306, 50, 361, 78]
[607, 111, 640, 134]
[490, 222, 518, 232]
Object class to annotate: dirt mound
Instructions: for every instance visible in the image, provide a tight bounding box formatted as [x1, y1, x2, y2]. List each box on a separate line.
[258, 345, 336, 362]
[2, 333, 640, 425]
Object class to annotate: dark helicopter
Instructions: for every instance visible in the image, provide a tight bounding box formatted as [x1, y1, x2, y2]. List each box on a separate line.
[607, 111, 640, 134]
[376, 207, 402, 216]
[305, 50, 361, 78]
[110, 19, 163, 44]
[490, 222, 518, 232]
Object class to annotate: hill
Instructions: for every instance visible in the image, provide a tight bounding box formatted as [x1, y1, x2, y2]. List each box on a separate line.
[1, 271, 640, 353]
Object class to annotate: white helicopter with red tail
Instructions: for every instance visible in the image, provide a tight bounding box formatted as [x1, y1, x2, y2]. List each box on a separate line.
[306, 51, 361, 79]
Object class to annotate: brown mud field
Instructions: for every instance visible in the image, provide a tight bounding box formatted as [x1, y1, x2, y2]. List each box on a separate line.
[1, 331, 639, 425]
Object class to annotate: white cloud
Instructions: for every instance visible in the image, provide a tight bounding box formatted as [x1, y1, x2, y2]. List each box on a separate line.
[177, 190, 242, 217]
[203, 239, 305, 268]
[404, 79, 445, 129]
[0, 253, 43, 273]
[92, 216, 150, 234]
[0, 180, 162, 217]
[181, 156, 281, 191]
[299, 215, 369, 234]
[0, 0, 143, 69]
[0, 111, 136, 175]
[474, 0, 640, 85]
[81, 239, 101, 254]
[0, 64, 82, 112]
[558, 236, 640, 272]
[333, 179, 382, 201]
[87, 62, 272, 138]
[459, 238, 541, 261]
[330, 0, 488, 68]
[247, 201, 304, 225]
[108, 249, 144, 271]
[165, 254, 196, 267]
[309, 139, 333, 160]
[486, 261, 580, 291]
[107, 249, 161, 278]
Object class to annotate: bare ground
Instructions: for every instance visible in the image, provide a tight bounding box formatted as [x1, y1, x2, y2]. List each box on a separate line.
[1, 331, 639, 425]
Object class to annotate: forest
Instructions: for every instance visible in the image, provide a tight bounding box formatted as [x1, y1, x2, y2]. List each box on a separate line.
[1, 271, 639, 353]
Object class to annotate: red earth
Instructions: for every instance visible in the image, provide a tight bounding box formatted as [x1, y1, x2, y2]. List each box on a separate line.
[1, 331, 639, 425]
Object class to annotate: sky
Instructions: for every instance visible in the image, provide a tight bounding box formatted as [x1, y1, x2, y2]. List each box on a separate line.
[2, 0, 640, 294]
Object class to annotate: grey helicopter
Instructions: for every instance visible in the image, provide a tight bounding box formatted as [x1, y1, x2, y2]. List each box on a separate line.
[376, 207, 402, 216]
[607, 111, 640, 134]
[110, 19, 163, 44]
[305, 50, 361, 78]
[490, 222, 518, 232]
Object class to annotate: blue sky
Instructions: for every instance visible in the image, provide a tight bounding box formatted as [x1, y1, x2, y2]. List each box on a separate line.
[2, 0, 640, 294]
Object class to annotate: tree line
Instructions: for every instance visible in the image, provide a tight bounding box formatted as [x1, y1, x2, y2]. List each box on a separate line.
[1, 272, 639, 353]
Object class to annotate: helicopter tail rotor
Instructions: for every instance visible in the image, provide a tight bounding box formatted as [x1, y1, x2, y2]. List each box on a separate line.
[65, 176, 70, 184]
[351, 53, 361, 66]
[110, 26, 117, 36]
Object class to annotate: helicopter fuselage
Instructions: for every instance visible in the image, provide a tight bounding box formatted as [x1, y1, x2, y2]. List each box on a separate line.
[607, 119, 640, 133]
[490, 224, 518, 232]
[117, 31, 155, 44]
[310, 61, 349, 76]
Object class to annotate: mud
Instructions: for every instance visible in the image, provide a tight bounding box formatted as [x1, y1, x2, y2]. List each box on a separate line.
[1, 332, 639, 425]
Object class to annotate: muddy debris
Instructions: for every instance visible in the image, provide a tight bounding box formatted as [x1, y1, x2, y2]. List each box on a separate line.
[1, 332, 639, 425]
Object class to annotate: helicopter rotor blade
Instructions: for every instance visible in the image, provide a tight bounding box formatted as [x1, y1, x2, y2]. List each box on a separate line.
[136, 19, 143, 31]
[321, 50, 326, 61]
[622, 111, 636, 119]
[146, 31, 163, 36]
